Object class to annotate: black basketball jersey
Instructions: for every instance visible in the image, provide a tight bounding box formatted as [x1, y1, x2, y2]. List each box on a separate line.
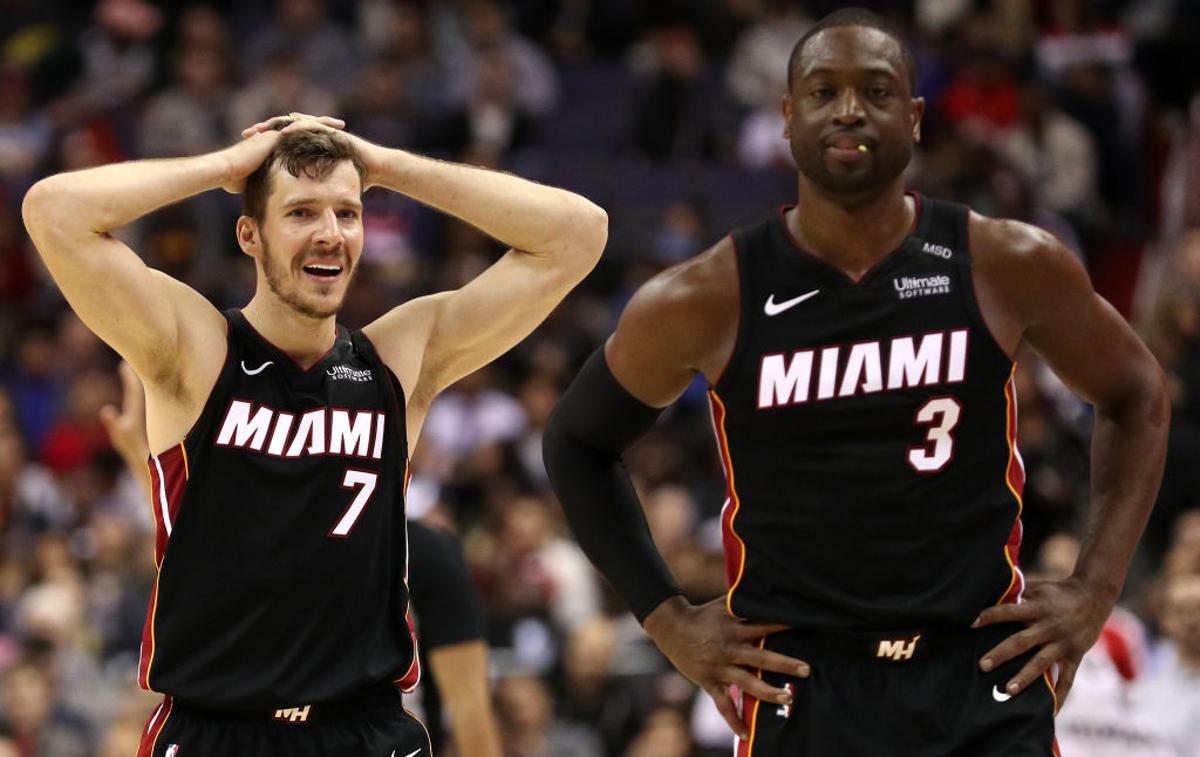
[711, 194, 1024, 632]
[137, 310, 418, 709]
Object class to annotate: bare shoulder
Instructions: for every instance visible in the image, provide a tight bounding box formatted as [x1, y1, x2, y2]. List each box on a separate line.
[361, 292, 451, 404]
[968, 211, 1088, 351]
[608, 235, 738, 405]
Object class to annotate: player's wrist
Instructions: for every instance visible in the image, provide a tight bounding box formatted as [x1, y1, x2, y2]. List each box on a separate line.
[641, 593, 689, 635]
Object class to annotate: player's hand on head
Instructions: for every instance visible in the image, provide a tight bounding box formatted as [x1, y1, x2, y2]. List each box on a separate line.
[219, 127, 285, 194]
[240, 113, 346, 139]
[642, 596, 807, 740]
[99, 361, 150, 467]
[972, 576, 1109, 711]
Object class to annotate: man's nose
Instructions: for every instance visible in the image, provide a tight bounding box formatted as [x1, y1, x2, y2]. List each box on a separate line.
[312, 208, 344, 246]
[831, 89, 866, 127]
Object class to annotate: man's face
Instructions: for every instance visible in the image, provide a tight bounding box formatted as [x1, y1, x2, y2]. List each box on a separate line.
[252, 161, 364, 320]
[783, 26, 923, 202]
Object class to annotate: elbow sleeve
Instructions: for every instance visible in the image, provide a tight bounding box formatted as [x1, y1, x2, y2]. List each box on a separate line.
[542, 348, 682, 622]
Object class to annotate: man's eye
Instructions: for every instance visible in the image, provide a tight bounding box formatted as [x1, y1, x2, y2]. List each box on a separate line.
[289, 208, 310, 217]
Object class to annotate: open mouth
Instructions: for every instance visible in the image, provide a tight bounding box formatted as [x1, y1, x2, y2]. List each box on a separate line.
[302, 263, 344, 279]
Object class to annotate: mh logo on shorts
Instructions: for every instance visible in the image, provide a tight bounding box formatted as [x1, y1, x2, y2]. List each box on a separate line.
[165, 746, 179, 757]
[775, 683, 795, 719]
[273, 705, 312, 723]
[876, 634, 922, 661]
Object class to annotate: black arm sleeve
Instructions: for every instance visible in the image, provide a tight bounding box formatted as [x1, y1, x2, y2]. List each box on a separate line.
[406, 519, 487, 650]
[542, 347, 682, 622]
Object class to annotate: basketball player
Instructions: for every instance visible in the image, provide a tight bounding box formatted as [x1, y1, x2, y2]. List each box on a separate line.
[99, 362, 504, 757]
[24, 113, 606, 756]
[543, 9, 1168, 755]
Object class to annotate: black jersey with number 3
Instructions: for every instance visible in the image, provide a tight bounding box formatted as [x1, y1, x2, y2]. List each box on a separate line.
[710, 194, 1024, 632]
[138, 310, 418, 709]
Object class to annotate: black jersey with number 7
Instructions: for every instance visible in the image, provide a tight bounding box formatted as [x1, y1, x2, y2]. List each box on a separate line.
[138, 309, 418, 709]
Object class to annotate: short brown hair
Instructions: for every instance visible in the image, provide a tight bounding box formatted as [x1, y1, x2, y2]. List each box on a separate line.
[243, 127, 367, 222]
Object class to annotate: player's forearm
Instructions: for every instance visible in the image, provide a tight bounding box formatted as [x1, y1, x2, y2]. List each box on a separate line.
[428, 641, 503, 757]
[363, 145, 607, 262]
[1072, 366, 1169, 602]
[23, 152, 230, 240]
[543, 350, 682, 622]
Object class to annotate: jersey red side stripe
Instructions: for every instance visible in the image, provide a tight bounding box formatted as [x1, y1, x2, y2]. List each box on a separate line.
[996, 368, 1026, 605]
[710, 390, 749, 618]
[135, 696, 173, 757]
[140, 444, 188, 692]
[394, 457, 422, 692]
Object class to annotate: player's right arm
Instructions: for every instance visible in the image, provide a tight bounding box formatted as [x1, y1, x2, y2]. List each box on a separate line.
[20, 126, 322, 446]
[20, 133, 289, 378]
[543, 238, 807, 739]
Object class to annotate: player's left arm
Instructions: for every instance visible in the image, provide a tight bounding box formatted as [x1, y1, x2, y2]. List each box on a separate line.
[354, 142, 607, 442]
[969, 216, 1169, 708]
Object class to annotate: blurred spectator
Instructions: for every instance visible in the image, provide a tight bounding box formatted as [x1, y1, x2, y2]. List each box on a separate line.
[556, 615, 645, 755]
[625, 705, 693, 757]
[138, 44, 231, 158]
[996, 77, 1100, 224]
[4, 324, 63, 453]
[0, 69, 52, 181]
[1039, 533, 1175, 756]
[434, 47, 539, 157]
[939, 11, 1022, 133]
[439, 0, 559, 117]
[495, 673, 602, 757]
[0, 658, 93, 757]
[1136, 572, 1200, 757]
[227, 50, 335, 143]
[631, 23, 724, 163]
[242, 0, 360, 91]
[74, 0, 161, 116]
[724, 0, 810, 111]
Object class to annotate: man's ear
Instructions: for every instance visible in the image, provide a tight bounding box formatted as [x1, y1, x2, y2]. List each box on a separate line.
[912, 96, 925, 143]
[236, 216, 260, 257]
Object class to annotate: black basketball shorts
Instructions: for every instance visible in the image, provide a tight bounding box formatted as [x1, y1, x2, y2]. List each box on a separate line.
[136, 685, 431, 757]
[736, 623, 1060, 757]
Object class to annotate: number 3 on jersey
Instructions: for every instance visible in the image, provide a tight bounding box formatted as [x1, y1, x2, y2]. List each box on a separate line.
[908, 397, 961, 472]
[330, 469, 378, 537]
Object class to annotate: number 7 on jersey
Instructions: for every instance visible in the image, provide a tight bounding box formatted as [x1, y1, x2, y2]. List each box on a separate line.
[330, 469, 379, 537]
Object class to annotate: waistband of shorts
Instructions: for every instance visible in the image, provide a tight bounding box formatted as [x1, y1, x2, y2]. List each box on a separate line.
[763, 621, 1023, 664]
[172, 682, 403, 724]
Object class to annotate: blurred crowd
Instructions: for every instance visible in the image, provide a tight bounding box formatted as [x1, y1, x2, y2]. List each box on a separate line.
[1, 0, 1200, 755]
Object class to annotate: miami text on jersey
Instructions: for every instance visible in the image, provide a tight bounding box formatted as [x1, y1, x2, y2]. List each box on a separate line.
[215, 399, 386, 459]
[757, 329, 969, 409]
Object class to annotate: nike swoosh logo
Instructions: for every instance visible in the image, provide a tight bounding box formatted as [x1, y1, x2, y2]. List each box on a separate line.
[402, 750, 421, 757]
[241, 360, 274, 376]
[992, 685, 1012, 702]
[764, 290, 820, 316]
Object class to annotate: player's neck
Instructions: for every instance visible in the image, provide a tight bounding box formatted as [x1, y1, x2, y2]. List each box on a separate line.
[788, 179, 914, 280]
[242, 294, 338, 369]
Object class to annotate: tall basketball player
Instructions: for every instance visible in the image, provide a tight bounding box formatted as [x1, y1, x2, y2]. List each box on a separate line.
[23, 113, 606, 756]
[543, 9, 1167, 756]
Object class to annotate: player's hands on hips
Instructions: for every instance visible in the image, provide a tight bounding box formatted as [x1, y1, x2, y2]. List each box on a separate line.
[642, 595, 808, 739]
[99, 361, 150, 468]
[973, 576, 1110, 710]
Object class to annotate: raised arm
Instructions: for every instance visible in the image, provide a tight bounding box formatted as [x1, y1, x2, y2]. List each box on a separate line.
[543, 241, 807, 739]
[348, 139, 607, 428]
[19, 131, 291, 380]
[969, 216, 1169, 707]
[22, 119, 346, 447]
